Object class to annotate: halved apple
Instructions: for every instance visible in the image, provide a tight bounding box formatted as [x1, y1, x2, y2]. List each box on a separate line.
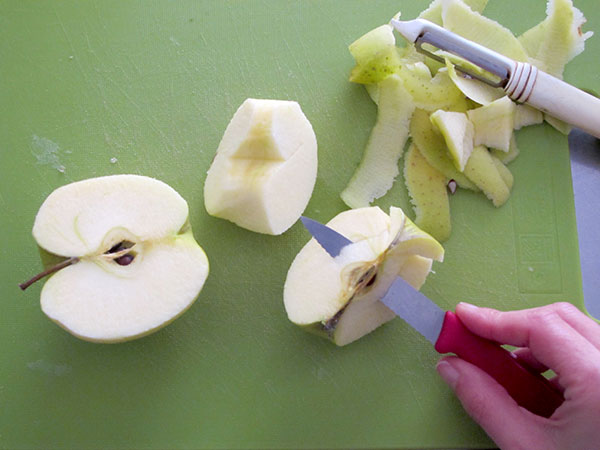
[23, 175, 209, 343]
[204, 98, 318, 235]
[283, 207, 444, 346]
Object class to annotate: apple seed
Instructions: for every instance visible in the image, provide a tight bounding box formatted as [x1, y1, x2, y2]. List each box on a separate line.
[115, 254, 135, 266]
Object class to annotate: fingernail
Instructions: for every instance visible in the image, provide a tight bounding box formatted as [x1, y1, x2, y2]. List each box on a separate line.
[458, 302, 478, 311]
[436, 360, 459, 389]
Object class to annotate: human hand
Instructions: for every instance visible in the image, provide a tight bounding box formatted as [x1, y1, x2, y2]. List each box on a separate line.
[436, 302, 600, 450]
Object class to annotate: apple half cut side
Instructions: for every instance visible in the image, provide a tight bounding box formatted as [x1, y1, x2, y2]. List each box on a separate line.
[283, 206, 444, 346]
[22, 175, 209, 343]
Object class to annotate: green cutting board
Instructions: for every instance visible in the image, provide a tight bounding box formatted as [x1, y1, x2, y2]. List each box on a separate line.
[0, 1, 596, 448]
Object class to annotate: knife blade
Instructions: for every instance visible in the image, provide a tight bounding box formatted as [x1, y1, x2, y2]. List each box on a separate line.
[300, 216, 352, 257]
[300, 216, 565, 418]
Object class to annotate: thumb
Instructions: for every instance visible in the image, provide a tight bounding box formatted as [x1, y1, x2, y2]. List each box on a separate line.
[437, 356, 550, 450]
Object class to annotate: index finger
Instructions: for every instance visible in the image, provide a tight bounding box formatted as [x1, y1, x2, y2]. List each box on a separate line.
[455, 302, 600, 391]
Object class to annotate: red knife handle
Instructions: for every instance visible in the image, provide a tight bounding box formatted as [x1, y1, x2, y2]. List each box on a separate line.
[434, 311, 564, 418]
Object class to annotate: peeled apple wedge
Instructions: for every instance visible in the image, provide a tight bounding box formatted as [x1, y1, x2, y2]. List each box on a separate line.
[204, 98, 318, 235]
[28, 175, 209, 343]
[463, 146, 512, 207]
[430, 109, 474, 172]
[514, 104, 543, 130]
[284, 207, 444, 346]
[410, 109, 478, 191]
[467, 96, 515, 152]
[491, 133, 520, 164]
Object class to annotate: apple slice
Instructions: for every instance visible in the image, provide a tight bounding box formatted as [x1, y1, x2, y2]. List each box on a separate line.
[430, 109, 474, 172]
[467, 96, 515, 152]
[410, 109, 478, 191]
[24, 175, 209, 343]
[284, 206, 443, 346]
[491, 133, 520, 164]
[204, 99, 317, 235]
[463, 146, 511, 207]
[514, 104, 543, 130]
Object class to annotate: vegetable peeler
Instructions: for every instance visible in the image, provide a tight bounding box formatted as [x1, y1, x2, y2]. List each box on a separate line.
[390, 18, 600, 139]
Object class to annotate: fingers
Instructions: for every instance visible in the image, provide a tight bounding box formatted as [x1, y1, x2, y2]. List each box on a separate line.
[455, 302, 600, 390]
[513, 348, 549, 373]
[437, 356, 550, 450]
[551, 302, 600, 351]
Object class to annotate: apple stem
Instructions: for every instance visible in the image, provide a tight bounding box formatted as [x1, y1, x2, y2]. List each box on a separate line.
[19, 256, 80, 291]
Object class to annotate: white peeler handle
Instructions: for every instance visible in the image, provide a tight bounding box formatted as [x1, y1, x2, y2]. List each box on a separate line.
[505, 62, 600, 139]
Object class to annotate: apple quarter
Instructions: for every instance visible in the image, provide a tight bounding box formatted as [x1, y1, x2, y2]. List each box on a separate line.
[203, 98, 318, 235]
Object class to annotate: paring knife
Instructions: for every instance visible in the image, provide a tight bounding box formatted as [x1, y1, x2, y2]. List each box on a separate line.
[389, 18, 600, 139]
[300, 217, 564, 418]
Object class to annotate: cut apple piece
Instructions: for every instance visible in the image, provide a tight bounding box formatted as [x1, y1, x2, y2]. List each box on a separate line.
[341, 75, 414, 208]
[284, 206, 443, 346]
[430, 109, 474, 171]
[410, 108, 478, 191]
[463, 146, 511, 207]
[544, 114, 572, 135]
[204, 98, 317, 235]
[514, 104, 543, 130]
[404, 144, 451, 242]
[467, 96, 515, 152]
[27, 175, 209, 343]
[491, 156, 514, 190]
[491, 133, 519, 164]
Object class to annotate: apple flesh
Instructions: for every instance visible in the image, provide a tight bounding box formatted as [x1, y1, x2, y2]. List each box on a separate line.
[27, 175, 209, 343]
[204, 98, 318, 235]
[284, 207, 444, 346]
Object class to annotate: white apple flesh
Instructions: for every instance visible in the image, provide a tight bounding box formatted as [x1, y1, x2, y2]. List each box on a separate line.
[284, 207, 444, 346]
[28, 175, 209, 343]
[204, 98, 318, 235]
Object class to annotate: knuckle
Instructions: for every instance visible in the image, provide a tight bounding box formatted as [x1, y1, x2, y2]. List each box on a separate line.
[553, 302, 580, 317]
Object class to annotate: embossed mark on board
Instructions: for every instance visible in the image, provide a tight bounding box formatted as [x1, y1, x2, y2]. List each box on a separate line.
[516, 234, 562, 294]
[511, 158, 562, 295]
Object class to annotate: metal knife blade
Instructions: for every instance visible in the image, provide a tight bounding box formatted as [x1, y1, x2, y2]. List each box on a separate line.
[300, 216, 352, 258]
[379, 276, 445, 345]
[300, 216, 445, 343]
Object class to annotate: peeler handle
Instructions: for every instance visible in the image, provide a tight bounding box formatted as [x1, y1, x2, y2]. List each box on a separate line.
[505, 62, 600, 139]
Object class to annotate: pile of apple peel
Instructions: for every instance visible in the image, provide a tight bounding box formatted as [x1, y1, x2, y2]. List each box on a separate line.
[284, 206, 443, 346]
[341, 0, 592, 242]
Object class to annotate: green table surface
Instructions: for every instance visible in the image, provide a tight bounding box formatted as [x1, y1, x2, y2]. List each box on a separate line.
[1, 1, 597, 448]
